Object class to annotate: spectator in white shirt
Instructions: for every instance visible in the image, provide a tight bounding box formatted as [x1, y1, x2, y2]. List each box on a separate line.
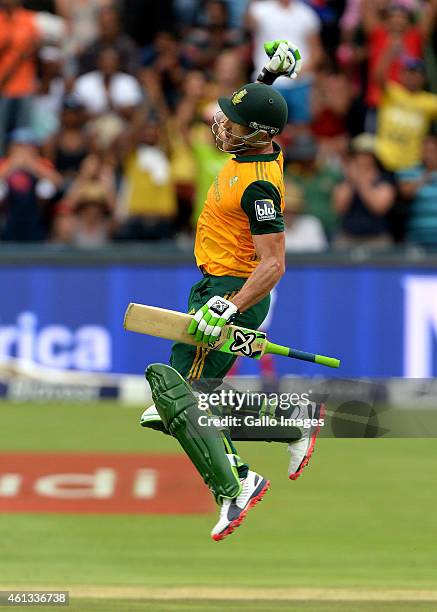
[246, 0, 323, 126]
[285, 211, 328, 252]
[73, 46, 143, 117]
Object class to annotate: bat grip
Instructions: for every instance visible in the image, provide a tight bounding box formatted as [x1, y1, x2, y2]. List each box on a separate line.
[267, 342, 340, 369]
[289, 349, 340, 369]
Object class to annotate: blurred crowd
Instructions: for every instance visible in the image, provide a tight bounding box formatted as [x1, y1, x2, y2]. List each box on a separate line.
[1, 0, 437, 251]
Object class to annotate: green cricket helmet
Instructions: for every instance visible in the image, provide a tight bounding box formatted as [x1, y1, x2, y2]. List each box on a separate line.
[212, 82, 288, 153]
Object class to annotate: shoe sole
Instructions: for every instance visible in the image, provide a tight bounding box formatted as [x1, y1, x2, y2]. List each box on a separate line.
[212, 479, 270, 542]
[289, 403, 326, 481]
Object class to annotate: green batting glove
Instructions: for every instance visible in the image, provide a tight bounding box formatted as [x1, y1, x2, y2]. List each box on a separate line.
[188, 296, 239, 346]
[258, 40, 302, 83]
[264, 40, 289, 58]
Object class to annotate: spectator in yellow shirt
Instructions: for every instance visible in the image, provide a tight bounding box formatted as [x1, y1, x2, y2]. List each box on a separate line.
[115, 118, 177, 240]
[375, 56, 437, 171]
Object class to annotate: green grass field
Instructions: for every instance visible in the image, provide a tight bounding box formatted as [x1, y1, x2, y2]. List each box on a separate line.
[1, 402, 437, 611]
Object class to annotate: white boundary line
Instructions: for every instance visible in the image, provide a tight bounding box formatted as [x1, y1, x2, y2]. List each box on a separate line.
[3, 586, 437, 601]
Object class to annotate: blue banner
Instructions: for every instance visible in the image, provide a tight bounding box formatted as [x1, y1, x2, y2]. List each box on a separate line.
[1, 264, 437, 377]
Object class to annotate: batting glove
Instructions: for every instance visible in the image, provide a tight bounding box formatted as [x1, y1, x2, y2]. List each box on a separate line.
[257, 40, 302, 85]
[187, 296, 239, 346]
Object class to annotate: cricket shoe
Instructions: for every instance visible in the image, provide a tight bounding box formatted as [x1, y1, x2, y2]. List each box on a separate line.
[287, 403, 326, 480]
[211, 470, 270, 542]
[140, 405, 167, 434]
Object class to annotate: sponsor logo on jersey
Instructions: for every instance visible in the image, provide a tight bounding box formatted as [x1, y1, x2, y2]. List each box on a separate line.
[255, 199, 276, 221]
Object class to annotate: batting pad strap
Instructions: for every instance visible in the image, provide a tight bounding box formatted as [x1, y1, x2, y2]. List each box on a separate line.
[145, 364, 242, 503]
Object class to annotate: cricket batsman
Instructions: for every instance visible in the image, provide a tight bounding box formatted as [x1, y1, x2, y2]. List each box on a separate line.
[141, 41, 321, 541]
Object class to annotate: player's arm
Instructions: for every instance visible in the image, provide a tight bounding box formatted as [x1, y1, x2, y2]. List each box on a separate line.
[361, 0, 380, 35]
[419, 0, 437, 39]
[232, 232, 285, 313]
[373, 38, 402, 91]
[232, 179, 286, 311]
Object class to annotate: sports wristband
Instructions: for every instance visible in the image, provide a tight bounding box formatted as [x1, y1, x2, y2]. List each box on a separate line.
[256, 67, 278, 85]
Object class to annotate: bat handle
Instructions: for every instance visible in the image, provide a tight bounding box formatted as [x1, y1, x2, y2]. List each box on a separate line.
[266, 342, 340, 369]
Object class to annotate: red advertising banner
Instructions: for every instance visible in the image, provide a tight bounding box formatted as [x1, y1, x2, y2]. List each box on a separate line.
[0, 453, 213, 514]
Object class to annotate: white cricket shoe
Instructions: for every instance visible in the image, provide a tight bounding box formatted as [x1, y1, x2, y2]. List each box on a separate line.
[140, 404, 166, 433]
[287, 403, 325, 480]
[211, 470, 270, 542]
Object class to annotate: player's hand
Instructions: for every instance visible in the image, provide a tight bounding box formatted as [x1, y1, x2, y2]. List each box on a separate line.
[259, 40, 302, 83]
[187, 296, 239, 346]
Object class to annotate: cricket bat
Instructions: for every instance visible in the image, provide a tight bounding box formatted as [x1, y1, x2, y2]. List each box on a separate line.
[124, 303, 340, 369]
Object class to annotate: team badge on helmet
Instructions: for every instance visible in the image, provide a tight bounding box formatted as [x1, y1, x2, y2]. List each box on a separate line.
[232, 89, 248, 105]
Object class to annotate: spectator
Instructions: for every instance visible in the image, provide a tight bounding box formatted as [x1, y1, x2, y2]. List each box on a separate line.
[284, 164, 328, 253]
[375, 56, 437, 171]
[169, 70, 208, 233]
[51, 170, 114, 248]
[184, 0, 244, 70]
[363, 0, 437, 128]
[334, 133, 396, 246]
[209, 48, 247, 98]
[398, 135, 437, 247]
[0, 0, 41, 156]
[58, 0, 113, 59]
[337, 2, 369, 115]
[50, 200, 76, 244]
[338, 0, 366, 66]
[187, 102, 229, 224]
[43, 95, 89, 188]
[115, 119, 177, 241]
[72, 182, 112, 248]
[65, 153, 116, 212]
[247, 0, 323, 126]
[284, 205, 328, 252]
[0, 127, 62, 241]
[311, 66, 354, 158]
[73, 46, 143, 118]
[285, 133, 342, 239]
[31, 45, 66, 143]
[78, 5, 140, 76]
[141, 32, 191, 114]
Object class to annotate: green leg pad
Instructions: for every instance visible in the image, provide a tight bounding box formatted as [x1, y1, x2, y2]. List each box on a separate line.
[145, 364, 242, 502]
